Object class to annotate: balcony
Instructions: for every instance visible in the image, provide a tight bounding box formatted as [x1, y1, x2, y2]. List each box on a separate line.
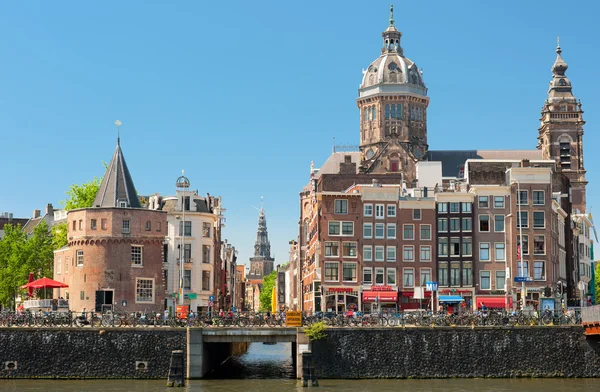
[23, 299, 69, 310]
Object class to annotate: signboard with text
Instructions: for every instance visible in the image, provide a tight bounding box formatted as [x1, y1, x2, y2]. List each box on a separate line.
[426, 282, 438, 292]
[286, 311, 303, 327]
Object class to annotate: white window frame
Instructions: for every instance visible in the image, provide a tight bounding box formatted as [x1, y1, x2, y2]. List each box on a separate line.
[342, 241, 358, 258]
[517, 190, 528, 206]
[374, 267, 385, 285]
[387, 204, 397, 217]
[413, 209, 421, 220]
[479, 242, 490, 261]
[364, 204, 373, 217]
[363, 267, 373, 285]
[386, 246, 397, 262]
[493, 196, 505, 209]
[324, 262, 339, 282]
[375, 204, 385, 219]
[478, 215, 490, 232]
[122, 219, 130, 234]
[403, 224, 414, 240]
[386, 268, 397, 286]
[449, 202, 460, 213]
[533, 235, 545, 255]
[334, 199, 348, 214]
[375, 223, 385, 239]
[374, 246, 385, 262]
[461, 202, 472, 213]
[532, 190, 545, 206]
[420, 245, 431, 262]
[403, 245, 414, 262]
[534, 261, 546, 281]
[494, 215, 505, 232]
[341, 221, 354, 236]
[363, 223, 373, 239]
[420, 224, 431, 240]
[387, 223, 397, 239]
[420, 268, 432, 286]
[324, 241, 339, 258]
[494, 242, 505, 261]
[437, 203, 448, 213]
[363, 245, 373, 261]
[517, 211, 529, 229]
[76, 250, 84, 266]
[533, 211, 545, 229]
[131, 245, 144, 266]
[403, 268, 415, 288]
[135, 278, 155, 303]
[342, 262, 357, 283]
[57, 256, 62, 274]
[450, 218, 460, 232]
[478, 196, 489, 208]
[480, 271, 491, 290]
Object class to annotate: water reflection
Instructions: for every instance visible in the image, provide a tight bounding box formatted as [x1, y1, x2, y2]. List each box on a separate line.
[205, 342, 295, 379]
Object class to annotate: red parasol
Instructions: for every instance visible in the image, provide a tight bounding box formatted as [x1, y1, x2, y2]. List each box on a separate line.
[21, 277, 69, 289]
[27, 272, 34, 298]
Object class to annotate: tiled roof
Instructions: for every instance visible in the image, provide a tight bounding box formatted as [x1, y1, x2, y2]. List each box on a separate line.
[427, 149, 542, 177]
[93, 141, 141, 208]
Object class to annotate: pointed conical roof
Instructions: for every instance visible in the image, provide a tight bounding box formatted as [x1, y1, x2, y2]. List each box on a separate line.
[93, 141, 141, 208]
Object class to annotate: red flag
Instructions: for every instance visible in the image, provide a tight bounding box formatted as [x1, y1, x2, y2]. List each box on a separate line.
[27, 272, 34, 298]
[517, 245, 521, 261]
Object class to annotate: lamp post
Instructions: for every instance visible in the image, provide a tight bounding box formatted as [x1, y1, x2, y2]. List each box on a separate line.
[516, 181, 526, 311]
[176, 171, 190, 306]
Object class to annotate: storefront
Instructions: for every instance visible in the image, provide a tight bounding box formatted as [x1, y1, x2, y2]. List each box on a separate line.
[438, 289, 474, 310]
[475, 295, 511, 310]
[401, 291, 432, 311]
[362, 286, 398, 313]
[324, 287, 360, 313]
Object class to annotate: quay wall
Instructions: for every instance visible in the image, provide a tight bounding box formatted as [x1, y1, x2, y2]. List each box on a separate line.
[310, 326, 600, 378]
[0, 328, 186, 379]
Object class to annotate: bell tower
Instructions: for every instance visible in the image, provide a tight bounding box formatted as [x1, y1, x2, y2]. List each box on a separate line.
[537, 39, 587, 212]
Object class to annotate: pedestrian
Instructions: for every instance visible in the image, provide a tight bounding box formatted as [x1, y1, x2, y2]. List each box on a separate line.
[164, 308, 169, 320]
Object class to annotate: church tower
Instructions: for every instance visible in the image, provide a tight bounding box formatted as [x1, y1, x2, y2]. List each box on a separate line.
[537, 40, 587, 212]
[357, 5, 429, 184]
[248, 205, 274, 278]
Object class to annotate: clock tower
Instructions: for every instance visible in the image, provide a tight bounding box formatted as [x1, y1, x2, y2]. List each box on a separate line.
[357, 5, 429, 184]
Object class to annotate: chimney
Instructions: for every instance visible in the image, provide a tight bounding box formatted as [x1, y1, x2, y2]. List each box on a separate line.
[339, 155, 356, 174]
[32, 209, 41, 219]
[521, 159, 530, 168]
[46, 203, 54, 216]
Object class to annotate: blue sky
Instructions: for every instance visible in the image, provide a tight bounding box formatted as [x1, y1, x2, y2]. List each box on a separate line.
[1, 1, 599, 267]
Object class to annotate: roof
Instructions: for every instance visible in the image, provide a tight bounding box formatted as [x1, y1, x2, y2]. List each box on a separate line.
[93, 141, 141, 208]
[159, 196, 211, 213]
[0, 217, 29, 231]
[315, 152, 361, 179]
[427, 150, 542, 177]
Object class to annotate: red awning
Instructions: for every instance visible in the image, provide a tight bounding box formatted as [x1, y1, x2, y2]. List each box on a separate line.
[476, 296, 507, 309]
[362, 291, 398, 303]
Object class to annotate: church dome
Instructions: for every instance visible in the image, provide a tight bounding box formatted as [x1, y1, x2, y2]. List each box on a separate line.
[359, 6, 426, 97]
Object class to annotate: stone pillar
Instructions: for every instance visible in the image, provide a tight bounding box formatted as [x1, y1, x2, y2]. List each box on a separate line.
[187, 328, 204, 379]
[295, 328, 310, 379]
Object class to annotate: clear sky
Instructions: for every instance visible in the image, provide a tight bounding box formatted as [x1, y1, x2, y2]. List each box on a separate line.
[1, 1, 599, 267]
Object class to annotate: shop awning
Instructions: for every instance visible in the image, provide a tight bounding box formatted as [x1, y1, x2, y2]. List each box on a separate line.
[476, 296, 507, 309]
[362, 291, 398, 303]
[438, 295, 464, 303]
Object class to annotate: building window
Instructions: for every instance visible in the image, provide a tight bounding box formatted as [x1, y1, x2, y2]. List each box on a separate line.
[375, 205, 384, 219]
[480, 271, 491, 290]
[202, 271, 211, 291]
[533, 235, 545, 255]
[363, 223, 373, 238]
[72, 221, 76, 231]
[325, 241, 339, 257]
[403, 224, 414, 240]
[334, 199, 348, 214]
[420, 246, 431, 262]
[518, 211, 529, 228]
[324, 262, 339, 282]
[179, 221, 192, 237]
[494, 196, 505, 208]
[132, 245, 143, 266]
[342, 222, 354, 235]
[157, 222, 161, 232]
[439, 263, 448, 286]
[387, 224, 396, 239]
[342, 242, 357, 257]
[495, 271, 506, 291]
[449, 202, 460, 213]
[402, 246, 413, 261]
[364, 204, 373, 217]
[479, 243, 490, 261]
[122, 220, 130, 234]
[531, 191, 546, 206]
[65, 257, 69, 273]
[101, 219, 107, 230]
[494, 215, 505, 232]
[495, 243, 505, 261]
[136, 278, 154, 303]
[386, 246, 397, 262]
[478, 196, 489, 208]
[450, 262, 460, 286]
[328, 222, 340, 235]
[57, 256, 62, 274]
[375, 268, 385, 285]
[79, 220, 83, 230]
[560, 142, 571, 169]
[80, 291, 85, 300]
[91, 219, 97, 230]
[462, 237, 472, 256]
[534, 261, 545, 280]
[375, 223, 384, 238]
[375, 246, 385, 262]
[438, 238, 448, 256]
[450, 238, 460, 256]
[517, 261, 529, 278]
[450, 218, 460, 232]
[386, 268, 397, 286]
[403, 269, 414, 288]
[518, 235, 529, 256]
[342, 263, 357, 282]
[517, 190, 528, 205]
[202, 222, 211, 238]
[387, 205, 396, 217]
[438, 218, 448, 232]
[461, 203, 472, 213]
[76, 250, 84, 266]
[413, 209, 421, 220]
[183, 196, 190, 211]
[183, 270, 191, 290]
[438, 203, 448, 213]
[363, 268, 373, 284]
[420, 224, 431, 240]
[363, 246, 373, 261]
[463, 262, 473, 286]
[420, 268, 432, 286]
[479, 215, 490, 232]
[533, 212, 545, 228]
[202, 245, 211, 263]
[462, 218, 472, 232]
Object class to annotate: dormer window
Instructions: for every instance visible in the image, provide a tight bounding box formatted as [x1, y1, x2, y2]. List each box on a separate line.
[119, 201, 127, 208]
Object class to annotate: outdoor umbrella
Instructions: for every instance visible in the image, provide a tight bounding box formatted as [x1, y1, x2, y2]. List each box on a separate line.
[21, 277, 68, 299]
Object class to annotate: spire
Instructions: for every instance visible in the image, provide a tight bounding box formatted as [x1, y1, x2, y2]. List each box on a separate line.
[547, 38, 574, 102]
[552, 37, 568, 76]
[253, 200, 272, 259]
[381, 4, 403, 55]
[93, 139, 141, 209]
[389, 4, 394, 26]
[115, 120, 122, 145]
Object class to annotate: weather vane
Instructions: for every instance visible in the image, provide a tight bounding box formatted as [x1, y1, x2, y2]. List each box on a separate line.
[115, 120, 122, 144]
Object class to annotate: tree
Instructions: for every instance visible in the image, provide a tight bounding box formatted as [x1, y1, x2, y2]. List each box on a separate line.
[259, 270, 277, 312]
[60, 177, 102, 211]
[51, 222, 68, 250]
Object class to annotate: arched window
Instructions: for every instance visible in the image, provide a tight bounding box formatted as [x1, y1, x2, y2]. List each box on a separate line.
[385, 104, 390, 119]
[559, 79, 567, 86]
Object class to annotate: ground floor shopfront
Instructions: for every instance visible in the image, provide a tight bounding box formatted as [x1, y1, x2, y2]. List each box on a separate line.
[322, 286, 434, 313]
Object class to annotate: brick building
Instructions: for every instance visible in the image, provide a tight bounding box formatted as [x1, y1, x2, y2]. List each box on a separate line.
[54, 139, 166, 312]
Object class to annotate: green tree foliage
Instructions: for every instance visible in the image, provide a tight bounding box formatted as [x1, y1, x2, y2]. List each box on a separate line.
[305, 321, 328, 341]
[51, 222, 68, 250]
[259, 270, 277, 312]
[0, 221, 55, 307]
[61, 176, 102, 211]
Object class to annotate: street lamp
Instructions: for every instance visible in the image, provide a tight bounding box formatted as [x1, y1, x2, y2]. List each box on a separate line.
[176, 171, 190, 306]
[516, 181, 526, 311]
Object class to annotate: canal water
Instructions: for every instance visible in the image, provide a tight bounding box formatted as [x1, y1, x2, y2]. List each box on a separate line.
[1, 342, 598, 391]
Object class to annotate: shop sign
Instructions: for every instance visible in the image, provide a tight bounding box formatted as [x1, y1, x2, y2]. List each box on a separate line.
[327, 287, 354, 293]
[286, 311, 303, 327]
[370, 285, 394, 292]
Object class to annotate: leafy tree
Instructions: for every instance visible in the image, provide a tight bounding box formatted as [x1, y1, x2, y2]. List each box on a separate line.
[259, 270, 277, 312]
[51, 222, 68, 250]
[60, 177, 102, 211]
